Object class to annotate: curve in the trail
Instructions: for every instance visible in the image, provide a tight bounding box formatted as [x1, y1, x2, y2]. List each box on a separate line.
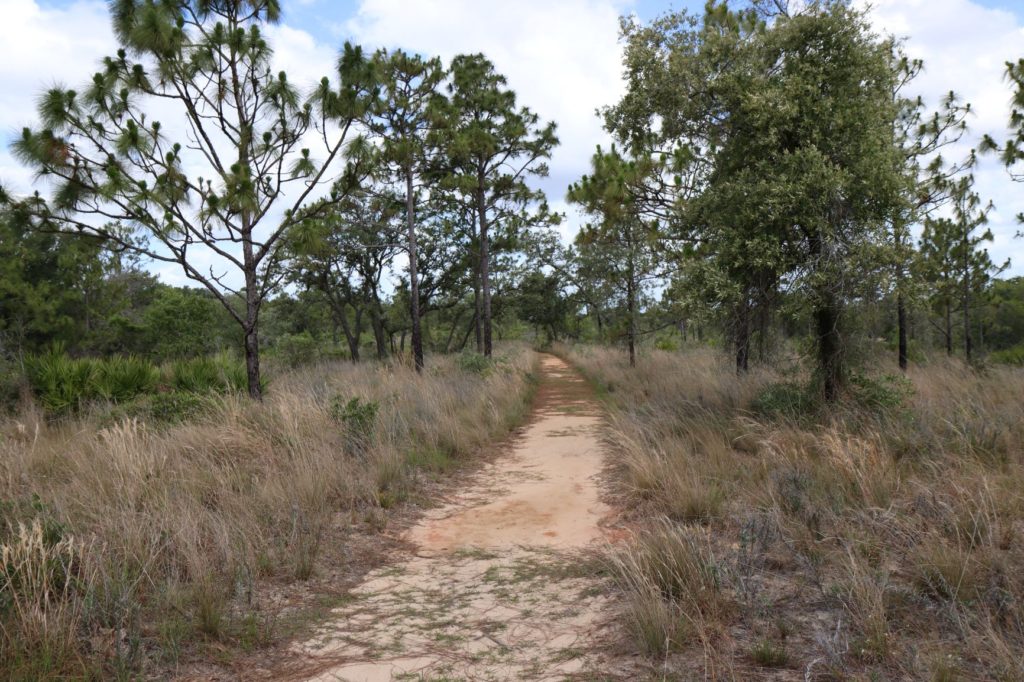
[293, 354, 617, 682]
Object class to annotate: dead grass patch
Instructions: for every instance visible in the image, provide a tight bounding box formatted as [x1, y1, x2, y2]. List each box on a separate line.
[563, 344, 1024, 680]
[0, 346, 537, 677]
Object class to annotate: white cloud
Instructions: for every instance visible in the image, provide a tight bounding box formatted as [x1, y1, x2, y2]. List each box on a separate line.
[0, 0, 113, 192]
[863, 0, 1024, 275]
[5, 0, 1021, 285]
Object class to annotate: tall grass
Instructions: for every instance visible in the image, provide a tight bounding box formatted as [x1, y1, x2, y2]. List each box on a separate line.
[565, 344, 1024, 679]
[0, 346, 536, 677]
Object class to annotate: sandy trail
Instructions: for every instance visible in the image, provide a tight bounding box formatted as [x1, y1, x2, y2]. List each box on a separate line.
[292, 354, 617, 681]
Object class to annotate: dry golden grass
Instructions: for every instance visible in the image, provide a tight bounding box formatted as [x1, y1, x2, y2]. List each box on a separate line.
[564, 343, 1024, 680]
[0, 346, 536, 679]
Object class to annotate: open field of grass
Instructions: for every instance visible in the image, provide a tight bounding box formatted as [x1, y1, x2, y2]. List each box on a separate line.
[563, 344, 1024, 680]
[0, 347, 537, 679]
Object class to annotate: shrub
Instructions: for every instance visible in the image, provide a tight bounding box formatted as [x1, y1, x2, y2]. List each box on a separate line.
[849, 372, 912, 412]
[751, 638, 789, 667]
[93, 356, 159, 402]
[24, 351, 101, 414]
[751, 381, 815, 419]
[105, 392, 208, 427]
[24, 351, 248, 415]
[274, 333, 319, 369]
[147, 392, 207, 423]
[329, 396, 380, 455]
[168, 353, 248, 394]
[989, 344, 1024, 366]
[457, 352, 491, 375]
[655, 337, 680, 352]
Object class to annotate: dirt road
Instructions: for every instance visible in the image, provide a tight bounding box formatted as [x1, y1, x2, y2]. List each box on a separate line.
[293, 354, 618, 681]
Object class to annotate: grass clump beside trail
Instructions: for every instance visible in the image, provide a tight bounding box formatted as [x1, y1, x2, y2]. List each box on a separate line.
[564, 344, 1024, 680]
[0, 345, 536, 679]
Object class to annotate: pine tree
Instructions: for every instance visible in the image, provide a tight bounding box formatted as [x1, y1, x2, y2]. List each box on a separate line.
[919, 177, 1007, 360]
[363, 49, 445, 372]
[8, 0, 375, 398]
[568, 145, 663, 367]
[433, 54, 558, 357]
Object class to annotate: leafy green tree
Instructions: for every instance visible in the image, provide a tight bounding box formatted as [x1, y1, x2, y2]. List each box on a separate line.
[0, 210, 105, 353]
[751, 4, 904, 399]
[364, 49, 445, 372]
[8, 1, 376, 398]
[288, 191, 401, 361]
[986, 277, 1024, 351]
[606, 4, 778, 374]
[608, 2, 905, 399]
[514, 271, 573, 344]
[434, 53, 558, 357]
[141, 287, 232, 361]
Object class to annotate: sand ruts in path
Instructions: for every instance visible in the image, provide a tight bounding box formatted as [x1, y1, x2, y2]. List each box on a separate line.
[292, 354, 618, 681]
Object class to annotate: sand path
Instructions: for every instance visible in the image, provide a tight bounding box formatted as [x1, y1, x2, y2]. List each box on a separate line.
[292, 354, 618, 681]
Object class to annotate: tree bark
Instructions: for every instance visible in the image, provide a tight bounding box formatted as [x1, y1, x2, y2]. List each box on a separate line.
[756, 304, 770, 363]
[458, 311, 477, 351]
[897, 290, 908, 371]
[945, 300, 953, 356]
[444, 309, 463, 353]
[406, 169, 424, 372]
[370, 298, 388, 361]
[962, 235, 972, 362]
[476, 178, 493, 358]
[734, 299, 750, 375]
[816, 297, 843, 403]
[626, 266, 637, 368]
[895, 223, 909, 371]
[349, 308, 364, 362]
[242, 225, 262, 400]
[473, 268, 483, 353]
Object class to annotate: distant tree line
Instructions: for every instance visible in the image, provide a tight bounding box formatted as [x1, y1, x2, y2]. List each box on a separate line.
[2, 0, 1024, 406]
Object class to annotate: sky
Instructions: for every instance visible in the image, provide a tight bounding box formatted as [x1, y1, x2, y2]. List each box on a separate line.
[1, 0, 1023, 286]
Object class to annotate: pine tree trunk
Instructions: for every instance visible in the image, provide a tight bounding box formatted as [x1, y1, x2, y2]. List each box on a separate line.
[897, 291, 908, 371]
[945, 300, 953, 356]
[242, 225, 262, 400]
[962, 242, 972, 362]
[626, 277, 637, 368]
[756, 305, 769, 363]
[406, 169, 424, 372]
[477, 179, 493, 358]
[244, 322, 261, 400]
[348, 308, 363, 363]
[895, 224, 909, 371]
[473, 270, 483, 353]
